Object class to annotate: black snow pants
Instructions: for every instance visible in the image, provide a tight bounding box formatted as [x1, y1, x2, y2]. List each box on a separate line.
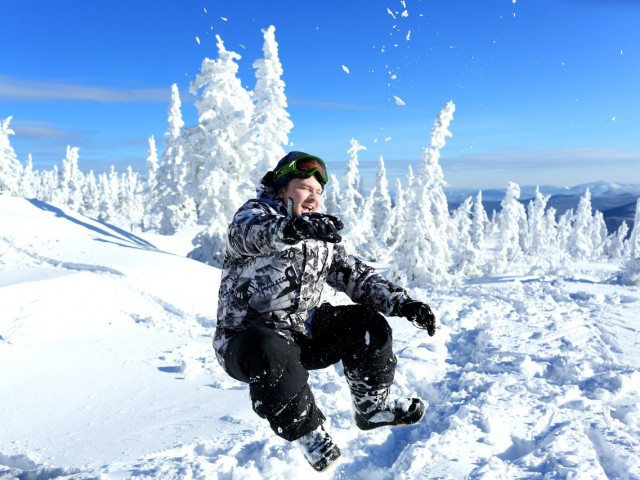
[222, 303, 397, 441]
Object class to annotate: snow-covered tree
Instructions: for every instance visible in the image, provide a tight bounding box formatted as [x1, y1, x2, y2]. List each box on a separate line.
[322, 173, 342, 216]
[591, 211, 608, 259]
[628, 198, 640, 258]
[37, 167, 58, 203]
[119, 166, 144, 230]
[525, 187, 551, 257]
[154, 85, 197, 234]
[143, 135, 160, 229]
[494, 181, 527, 272]
[619, 198, 640, 285]
[82, 171, 100, 216]
[246, 25, 293, 184]
[97, 171, 116, 223]
[340, 138, 366, 227]
[157, 145, 197, 235]
[146, 135, 159, 193]
[20, 154, 36, 198]
[186, 34, 255, 226]
[372, 156, 393, 243]
[59, 146, 84, 211]
[389, 102, 455, 286]
[450, 197, 483, 278]
[606, 221, 629, 260]
[470, 190, 489, 250]
[0, 116, 22, 195]
[388, 164, 416, 249]
[568, 188, 595, 260]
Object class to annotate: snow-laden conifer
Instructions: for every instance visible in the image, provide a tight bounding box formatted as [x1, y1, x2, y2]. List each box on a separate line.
[568, 188, 595, 260]
[322, 173, 342, 216]
[389, 102, 455, 286]
[340, 138, 366, 227]
[619, 198, 640, 284]
[450, 197, 483, 278]
[20, 154, 36, 198]
[119, 166, 144, 230]
[0, 116, 22, 195]
[97, 171, 116, 223]
[153, 85, 197, 234]
[82, 171, 100, 217]
[494, 181, 527, 272]
[37, 167, 58, 204]
[246, 25, 293, 184]
[186, 35, 254, 226]
[372, 156, 393, 243]
[606, 221, 629, 259]
[143, 135, 160, 229]
[470, 190, 488, 250]
[58, 146, 84, 211]
[525, 187, 551, 257]
[628, 198, 640, 258]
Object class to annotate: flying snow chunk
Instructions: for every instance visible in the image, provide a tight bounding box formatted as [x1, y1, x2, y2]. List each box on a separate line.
[387, 7, 396, 19]
[195, 36, 201, 45]
[384, 137, 392, 142]
[221, 17, 228, 21]
[393, 96, 406, 106]
[342, 65, 350, 74]
[406, 30, 411, 41]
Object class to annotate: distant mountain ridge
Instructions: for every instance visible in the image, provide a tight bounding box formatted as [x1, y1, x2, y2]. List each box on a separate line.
[446, 181, 640, 234]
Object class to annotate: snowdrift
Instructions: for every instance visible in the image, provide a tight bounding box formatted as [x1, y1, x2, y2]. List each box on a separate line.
[1, 195, 640, 479]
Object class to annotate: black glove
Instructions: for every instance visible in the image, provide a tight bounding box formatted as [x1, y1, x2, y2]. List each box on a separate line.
[281, 213, 344, 244]
[399, 300, 436, 336]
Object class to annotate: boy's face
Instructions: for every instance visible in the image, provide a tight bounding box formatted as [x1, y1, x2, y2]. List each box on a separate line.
[278, 176, 324, 215]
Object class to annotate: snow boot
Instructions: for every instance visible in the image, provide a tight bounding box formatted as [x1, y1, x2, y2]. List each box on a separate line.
[351, 386, 425, 431]
[295, 424, 341, 472]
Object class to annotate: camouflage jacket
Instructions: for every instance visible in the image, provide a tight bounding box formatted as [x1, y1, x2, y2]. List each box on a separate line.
[213, 182, 410, 370]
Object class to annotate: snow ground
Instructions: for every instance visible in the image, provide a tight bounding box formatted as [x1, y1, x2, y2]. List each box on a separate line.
[1, 195, 639, 480]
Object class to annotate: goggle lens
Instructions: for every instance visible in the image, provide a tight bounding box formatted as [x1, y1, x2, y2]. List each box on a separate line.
[274, 156, 328, 185]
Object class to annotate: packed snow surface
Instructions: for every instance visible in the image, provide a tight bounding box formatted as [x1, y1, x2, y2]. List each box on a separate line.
[1, 195, 640, 479]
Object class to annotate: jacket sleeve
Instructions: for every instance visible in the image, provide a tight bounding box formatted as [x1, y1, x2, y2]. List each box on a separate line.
[326, 243, 410, 316]
[225, 201, 288, 259]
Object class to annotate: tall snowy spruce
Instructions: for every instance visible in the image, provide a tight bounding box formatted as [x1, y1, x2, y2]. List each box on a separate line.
[372, 156, 393, 245]
[494, 181, 527, 272]
[338, 139, 376, 258]
[246, 25, 293, 184]
[143, 135, 160, 230]
[389, 101, 455, 287]
[57, 146, 84, 211]
[568, 188, 596, 260]
[186, 35, 255, 226]
[0, 116, 22, 196]
[153, 84, 197, 235]
[186, 28, 294, 266]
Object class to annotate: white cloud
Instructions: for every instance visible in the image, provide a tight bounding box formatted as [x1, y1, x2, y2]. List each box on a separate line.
[0, 76, 169, 103]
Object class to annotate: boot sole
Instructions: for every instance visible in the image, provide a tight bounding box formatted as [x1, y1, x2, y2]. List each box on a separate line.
[311, 449, 342, 472]
[355, 402, 426, 431]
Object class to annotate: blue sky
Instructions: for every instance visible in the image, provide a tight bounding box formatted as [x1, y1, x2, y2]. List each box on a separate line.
[1, 0, 639, 190]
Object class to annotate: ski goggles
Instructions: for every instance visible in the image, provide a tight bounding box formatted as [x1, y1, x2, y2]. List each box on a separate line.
[273, 155, 329, 185]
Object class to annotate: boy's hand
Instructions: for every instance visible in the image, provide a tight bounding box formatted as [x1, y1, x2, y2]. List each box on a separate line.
[281, 213, 344, 244]
[399, 301, 436, 336]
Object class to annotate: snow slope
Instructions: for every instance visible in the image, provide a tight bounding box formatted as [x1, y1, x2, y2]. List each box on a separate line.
[1, 195, 640, 479]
